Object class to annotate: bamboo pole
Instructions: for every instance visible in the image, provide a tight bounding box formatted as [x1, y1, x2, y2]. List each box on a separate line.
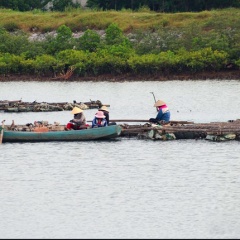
[87, 119, 194, 124]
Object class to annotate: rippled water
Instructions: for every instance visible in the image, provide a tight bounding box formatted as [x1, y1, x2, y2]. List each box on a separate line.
[0, 80, 240, 238]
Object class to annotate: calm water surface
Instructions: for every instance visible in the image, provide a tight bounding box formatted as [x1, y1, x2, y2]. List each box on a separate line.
[0, 80, 240, 238]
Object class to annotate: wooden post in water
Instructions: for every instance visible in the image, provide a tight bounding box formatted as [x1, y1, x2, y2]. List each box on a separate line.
[0, 120, 5, 144]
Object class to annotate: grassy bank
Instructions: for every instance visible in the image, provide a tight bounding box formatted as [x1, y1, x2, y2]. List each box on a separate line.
[1, 7, 240, 34]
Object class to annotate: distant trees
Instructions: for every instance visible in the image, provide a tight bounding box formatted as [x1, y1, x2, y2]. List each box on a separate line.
[0, 0, 240, 12]
[0, 0, 46, 11]
[49, 0, 81, 11]
[87, 0, 240, 12]
[0, 0, 80, 12]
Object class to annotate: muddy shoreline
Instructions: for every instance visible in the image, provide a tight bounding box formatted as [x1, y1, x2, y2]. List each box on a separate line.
[1, 70, 240, 82]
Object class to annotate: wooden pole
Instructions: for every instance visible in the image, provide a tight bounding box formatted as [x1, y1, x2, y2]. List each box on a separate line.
[0, 120, 5, 144]
[87, 119, 194, 124]
[150, 92, 158, 112]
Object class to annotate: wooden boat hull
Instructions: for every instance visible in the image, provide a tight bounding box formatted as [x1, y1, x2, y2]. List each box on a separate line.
[2, 125, 122, 142]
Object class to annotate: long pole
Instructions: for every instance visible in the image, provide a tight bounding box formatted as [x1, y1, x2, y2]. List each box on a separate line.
[150, 92, 158, 111]
[0, 120, 5, 144]
[87, 119, 194, 124]
[150, 92, 156, 103]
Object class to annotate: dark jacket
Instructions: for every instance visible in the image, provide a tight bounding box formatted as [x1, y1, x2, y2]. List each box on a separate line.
[99, 110, 109, 125]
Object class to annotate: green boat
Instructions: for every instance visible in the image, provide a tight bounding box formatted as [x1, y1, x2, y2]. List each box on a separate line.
[1, 125, 122, 143]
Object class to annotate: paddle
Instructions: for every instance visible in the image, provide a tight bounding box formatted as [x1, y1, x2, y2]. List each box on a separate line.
[0, 120, 5, 144]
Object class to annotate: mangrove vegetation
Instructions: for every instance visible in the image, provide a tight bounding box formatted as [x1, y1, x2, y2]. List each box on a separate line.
[0, 7, 240, 80]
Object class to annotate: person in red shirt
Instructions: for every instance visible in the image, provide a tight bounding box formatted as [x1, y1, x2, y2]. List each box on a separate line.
[66, 107, 88, 130]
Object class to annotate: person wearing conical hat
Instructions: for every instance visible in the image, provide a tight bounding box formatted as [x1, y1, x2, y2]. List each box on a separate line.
[92, 110, 108, 128]
[98, 105, 117, 126]
[65, 107, 87, 130]
[98, 105, 110, 125]
[149, 100, 170, 124]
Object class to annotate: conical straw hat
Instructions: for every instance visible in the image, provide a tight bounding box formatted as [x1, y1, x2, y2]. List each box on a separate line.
[99, 105, 109, 112]
[71, 107, 83, 114]
[154, 100, 166, 107]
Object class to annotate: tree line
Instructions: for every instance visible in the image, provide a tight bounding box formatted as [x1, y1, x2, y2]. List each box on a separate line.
[0, 23, 239, 78]
[0, 0, 240, 12]
[87, 0, 240, 12]
[0, 0, 81, 12]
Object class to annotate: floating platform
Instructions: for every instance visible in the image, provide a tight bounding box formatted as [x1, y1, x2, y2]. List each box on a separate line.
[0, 99, 109, 112]
[119, 119, 240, 141]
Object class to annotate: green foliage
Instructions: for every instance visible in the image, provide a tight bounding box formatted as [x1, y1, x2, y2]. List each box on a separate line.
[3, 22, 20, 32]
[76, 29, 101, 52]
[137, 5, 152, 13]
[235, 59, 240, 69]
[0, 20, 237, 77]
[45, 25, 74, 55]
[0, 27, 7, 34]
[0, 31, 30, 55]
[87, 0, 240, 12]
[34, 54, 58, 75]
[1, 0, 240, 13]
[0, 0, 45, 11]
[91, 49, 129, 75]
[51, 0, 81, 11]
[103, 42, 134, 58]
[105, 23, 130, 46]
[20, 58, 36, 74]
[21, 41, 46, 59]
[56, 24, 72, 41]
[0, 53, 10, 74]
[0, 61, 8, 74]
[128, 50, 178, 74]
[56, 49, 89, 65]
[177, 48, 228, 72]
[0, 53, 22, 73]
[127, 47, 228, 75]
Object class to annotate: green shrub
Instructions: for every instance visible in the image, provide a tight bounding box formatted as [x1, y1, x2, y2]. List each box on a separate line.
[3, 22, 20, 32]
[177, 48, 228, 72]
[34, 54, 58, 75]
[76, 29, 101, 52]
[0, 31, 30, 55]
[105, 23, 130, 46]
